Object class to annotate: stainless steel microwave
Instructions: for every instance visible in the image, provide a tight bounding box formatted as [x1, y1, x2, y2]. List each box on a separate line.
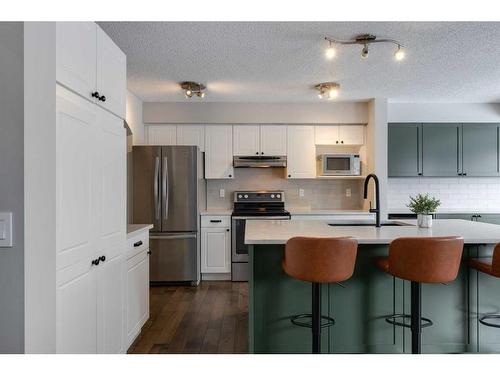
[320, 154, 361, 176]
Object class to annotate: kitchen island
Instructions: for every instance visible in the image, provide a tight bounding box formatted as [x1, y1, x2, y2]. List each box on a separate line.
[245, 219, 500, 354]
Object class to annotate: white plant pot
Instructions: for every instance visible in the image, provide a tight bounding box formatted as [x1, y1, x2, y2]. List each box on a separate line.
[417, 214, 433, 228]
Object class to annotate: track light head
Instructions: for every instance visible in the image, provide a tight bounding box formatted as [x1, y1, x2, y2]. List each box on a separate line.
[361, 44, 369, 59]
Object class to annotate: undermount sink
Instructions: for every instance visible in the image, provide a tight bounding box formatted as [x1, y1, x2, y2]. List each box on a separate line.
[328, 222, 410, 227]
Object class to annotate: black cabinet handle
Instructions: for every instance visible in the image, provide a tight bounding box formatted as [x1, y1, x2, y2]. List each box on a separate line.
[226, 229, 230, 232]
[462, 172, 467, 176]
[147, 250, 152, 255]
[91, 258, 100, 266]
[99, 255, 106, 262]
[210, 220, 222, 223]
[336, 141, 339, 144]
[134, 240, 143, 247]
[99, 95, 106, 102]
[341, 140, 344, 144]
[261, 152, 264, 155]
[418, 173, 422, 176]
[255, 152, 259, 155]
[288, 174, 291, 178]
[91, 91, 100, 99]
[228, 174, 232, 178]
[458, 173, 462, 176]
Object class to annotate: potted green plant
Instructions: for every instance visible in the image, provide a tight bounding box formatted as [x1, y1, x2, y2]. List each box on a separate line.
[407, 193, 441, 228]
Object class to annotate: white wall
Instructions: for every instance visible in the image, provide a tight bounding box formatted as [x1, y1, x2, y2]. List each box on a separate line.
[143, 101, 368, 124]
[24, 22, 56, 354]
[388, 103, 500, 123]
[0, 22, 24, 354]
[126, 90, 145, 144]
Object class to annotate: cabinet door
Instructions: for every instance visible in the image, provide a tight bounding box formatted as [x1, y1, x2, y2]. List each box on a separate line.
[96, 26, 126, 118]
[287, 126, 316, 178]
[205, 125, 234, 179]
[233, 125, 260, 156]
[56, 86, 98, 271]
[338, 125, 365, 145]
[388, 123, 422, 177]
[56, 261, 97, 353]
[176, 125, 205, 151]
[462, 123, 499, 177]
[260, 125, 287, 155]
[315, 126, 339, 145]
[97, 253, 124, 354]
[422, 123, 461, 177]
[146, 125, 177, 145]
[56, 22, 97, 101]
[201, 227, 231, 273]
[126, 251, 149, 347]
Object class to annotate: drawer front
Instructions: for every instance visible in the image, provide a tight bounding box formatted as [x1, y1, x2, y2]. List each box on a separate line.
[127, 231, 149, 260]
[201, 215, 231, 228]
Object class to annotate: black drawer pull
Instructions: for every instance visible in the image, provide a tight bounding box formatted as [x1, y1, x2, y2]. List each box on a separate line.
[147, 250, 152, 256]
[134, 240, 143, 247]
[99, 255, 106, 262]
[210, 220, 222, 223]
[91, 258, 99, 266]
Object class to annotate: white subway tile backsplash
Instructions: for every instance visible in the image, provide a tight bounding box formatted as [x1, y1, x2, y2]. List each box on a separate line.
[388, 177, 500, 212]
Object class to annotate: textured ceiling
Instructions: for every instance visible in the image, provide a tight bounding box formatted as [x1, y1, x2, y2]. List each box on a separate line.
[98, 22, 500, 103]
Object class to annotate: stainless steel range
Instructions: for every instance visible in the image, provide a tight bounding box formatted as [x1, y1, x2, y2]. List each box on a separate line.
[231, 191, 290, 281]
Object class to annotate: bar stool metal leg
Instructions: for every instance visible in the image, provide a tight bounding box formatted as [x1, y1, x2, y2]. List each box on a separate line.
[312, 283, 321, 354]
[411, 281, 422, 354]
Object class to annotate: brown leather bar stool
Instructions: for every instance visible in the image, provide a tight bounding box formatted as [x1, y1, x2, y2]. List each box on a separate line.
[375, 236, 464, 354]
[469, 243, 500, 328]
[282, 236, 358, 354]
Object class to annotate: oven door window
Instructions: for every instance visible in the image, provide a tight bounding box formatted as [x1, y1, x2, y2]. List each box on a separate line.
[326, 157, 350, 171]
[234, 219, 248, 255]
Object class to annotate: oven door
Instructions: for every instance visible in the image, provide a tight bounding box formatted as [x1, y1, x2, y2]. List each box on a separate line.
[232, 218, 249, 262]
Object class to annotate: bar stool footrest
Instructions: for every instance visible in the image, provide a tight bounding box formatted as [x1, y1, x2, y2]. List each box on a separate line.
[290, 313, 335, 329]
[479, 314, 500, 328]
[385, 314, 433, 329]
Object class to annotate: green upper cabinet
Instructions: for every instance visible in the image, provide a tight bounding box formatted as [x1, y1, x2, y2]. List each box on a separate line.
[462, 123, 499, 177]
[388, 123, 422, 177]
[422, 123, 461, 177]
[388, 123, 500, 177]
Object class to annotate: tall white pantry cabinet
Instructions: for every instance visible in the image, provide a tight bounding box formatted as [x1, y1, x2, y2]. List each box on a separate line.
[54, 22, 127, 353]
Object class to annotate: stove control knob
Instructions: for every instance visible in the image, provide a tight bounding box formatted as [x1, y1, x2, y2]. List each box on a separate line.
[244, 194, 248, 199]
[238, 194, 243, 199]
[276, 194, 281, 199]
[270, 194, 275, 198]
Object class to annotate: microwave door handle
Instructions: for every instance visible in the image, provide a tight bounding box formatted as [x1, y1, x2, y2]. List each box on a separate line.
[154, 156, 160, 220]
[163, 156, 169, 220]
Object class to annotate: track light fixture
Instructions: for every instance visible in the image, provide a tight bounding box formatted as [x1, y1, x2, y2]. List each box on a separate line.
[324, 34, 406, 61]
[180, 81, 206, 99]
[315, 82, 340, 100]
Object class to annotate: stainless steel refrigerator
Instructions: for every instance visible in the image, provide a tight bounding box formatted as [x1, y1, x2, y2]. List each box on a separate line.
[132, 146, 205, 285]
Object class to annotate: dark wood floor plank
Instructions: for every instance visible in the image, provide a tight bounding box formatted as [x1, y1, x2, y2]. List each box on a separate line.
[129, 281, 248, 354]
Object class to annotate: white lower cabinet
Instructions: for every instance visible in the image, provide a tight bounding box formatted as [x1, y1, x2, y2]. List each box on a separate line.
[201, 216, 231, 275]
[125, 230, 150, 349]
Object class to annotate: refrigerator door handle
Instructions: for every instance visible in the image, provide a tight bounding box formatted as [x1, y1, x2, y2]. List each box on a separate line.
[154, 156, 160, 220]
[163, 156, 169, 220]
[150, 234, 197, 240]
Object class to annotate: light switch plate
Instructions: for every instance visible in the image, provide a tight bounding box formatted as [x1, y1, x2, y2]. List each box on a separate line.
[0, 212, 13, 247]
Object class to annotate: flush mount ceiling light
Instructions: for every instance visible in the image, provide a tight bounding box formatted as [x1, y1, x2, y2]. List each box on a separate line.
[315, 82, 340, 100]
[180, 81, 206, 99]
[324, 34, 406, 61]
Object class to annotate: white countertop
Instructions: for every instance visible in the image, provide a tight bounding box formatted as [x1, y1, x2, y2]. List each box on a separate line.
[127, 224, 153, 238]
[245, 219, 500, 245]
[389, 209, 500, 214]
[200, 210, 232, 216]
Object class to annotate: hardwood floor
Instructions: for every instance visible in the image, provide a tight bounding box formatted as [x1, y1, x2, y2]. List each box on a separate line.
[128, 281, 248, 354]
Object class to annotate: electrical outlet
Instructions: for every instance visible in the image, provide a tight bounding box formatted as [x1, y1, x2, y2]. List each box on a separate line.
[219, 189, 225, 198]
[346, 188, 351, 197]
[299, 188, 305, 198]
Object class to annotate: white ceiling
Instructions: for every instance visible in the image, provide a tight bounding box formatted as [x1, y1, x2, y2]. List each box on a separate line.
[99, 22, 500, 103]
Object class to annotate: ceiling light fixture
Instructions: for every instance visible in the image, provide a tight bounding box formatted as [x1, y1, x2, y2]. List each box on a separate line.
[315, 82, 340, 100]
[324, 34, 406, 61]
[325, 40, 336, 59]
[180, 81, 206, 99]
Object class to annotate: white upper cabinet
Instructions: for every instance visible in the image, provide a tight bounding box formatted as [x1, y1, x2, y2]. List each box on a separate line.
[205, 125, 234, 179]
[315, 125, 365, 145]
[233, 124, 287, 156]
[260, 125, 287, 156]
[96, 26, 127, 119]
[233, 125, 260, 156]
[338, 125, 365, 145]
[56, 22, 126, 119]
[176, 125, 205, 151]
[56, 22, 97, 102]
[287, 126, 316, 179]
[145, 125, 177, 145]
